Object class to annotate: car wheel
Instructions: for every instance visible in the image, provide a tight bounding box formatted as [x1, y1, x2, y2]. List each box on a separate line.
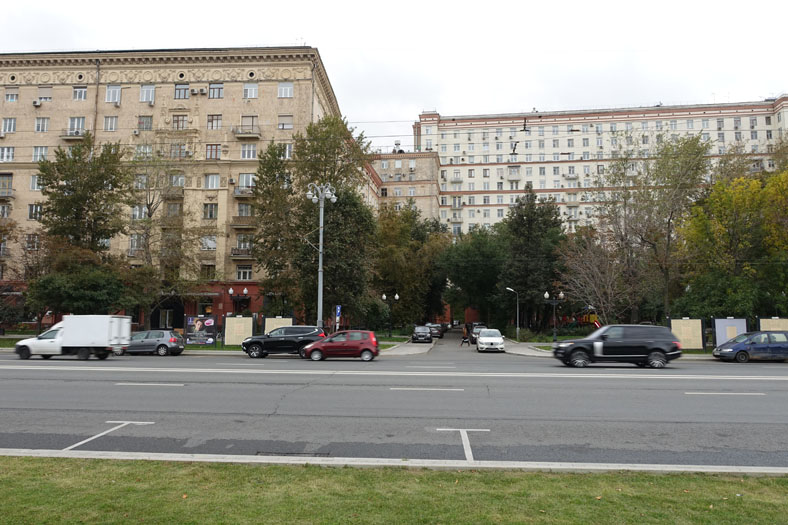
[248, 344, 264, 359]
[113, 348, 125, 356]
[310, 350, 324, 361]
[299, 347, 308, 359]
[156, 345, 169, 357]
[95, 350, 110, 360]
[569, 350, 591, 368]
[360, 350, 374, 362]
[17, 347, 30, 360]
[77, 348, 90, 360]
[735, 351, 750, 363]
[41, 354, 52, 359]
[646, 351, 667, 368]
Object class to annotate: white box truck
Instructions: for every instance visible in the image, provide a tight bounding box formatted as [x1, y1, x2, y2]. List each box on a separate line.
[15, 315, 131, 360]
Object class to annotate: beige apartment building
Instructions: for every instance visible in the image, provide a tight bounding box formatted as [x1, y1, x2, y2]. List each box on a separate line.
[0, 46, 358, 328]
[412, 95, 788, 235]
[371, 144, 441, 218]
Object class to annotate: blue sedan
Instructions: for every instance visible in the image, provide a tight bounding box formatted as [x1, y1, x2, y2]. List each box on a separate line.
[713, 331, 788, 363]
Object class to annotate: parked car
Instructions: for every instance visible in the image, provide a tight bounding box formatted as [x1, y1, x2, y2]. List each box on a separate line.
[412, 326, 433, 343]
[426, 323, 442, 339]
[713, 331, 788, 363]
[120, 330, 184, 356]
[469, 325, 487, 344]
[476, 328, 505, 352]
[302, 330, 379, 361]
[241, 326, 326, 358]
[553, 324, 682, 368]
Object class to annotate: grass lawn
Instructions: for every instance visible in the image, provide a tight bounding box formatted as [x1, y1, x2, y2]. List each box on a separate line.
[0, 457, 785, 524]
[0, 338, 22, 348]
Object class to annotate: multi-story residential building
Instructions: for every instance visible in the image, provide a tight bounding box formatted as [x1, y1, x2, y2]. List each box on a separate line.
[0, 47, 351, 329]
[412, 95, 788, 234]
[371, 143, 440, 219]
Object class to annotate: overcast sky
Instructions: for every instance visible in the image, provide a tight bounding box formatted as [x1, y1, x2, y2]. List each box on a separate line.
[2, 0, 786, 152]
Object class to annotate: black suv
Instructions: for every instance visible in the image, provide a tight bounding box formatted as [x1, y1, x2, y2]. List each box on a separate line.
[553, 324, 682, 368]
[242, 326, 326, 358]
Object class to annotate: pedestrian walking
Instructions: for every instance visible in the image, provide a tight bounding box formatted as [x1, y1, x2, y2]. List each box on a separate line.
[460, 323, 470, 346]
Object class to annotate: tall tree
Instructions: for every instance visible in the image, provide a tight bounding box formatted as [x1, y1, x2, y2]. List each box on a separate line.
[36, 133, 134, 252]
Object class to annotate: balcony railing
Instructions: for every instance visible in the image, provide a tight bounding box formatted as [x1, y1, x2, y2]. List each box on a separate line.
[0, 188, 14, 199]
[234, 186, 254, 197]
[450, 202, 464, 210]
[231, 247, 254, 258]
[231, 215, 255, 228]
[232, 125, 262, 139]
[163, 186, 184, 199]
[60, 128, 88, 140]
[450, 215, 463, 223]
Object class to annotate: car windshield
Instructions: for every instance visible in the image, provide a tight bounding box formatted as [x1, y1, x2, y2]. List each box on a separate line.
[414, 327, 429, 333]
[730, 333, 753, 343]
[479, 329, 501, 338]
[472, 326, 485, 333]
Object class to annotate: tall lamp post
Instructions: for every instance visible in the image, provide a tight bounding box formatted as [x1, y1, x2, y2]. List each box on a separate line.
[306, 182, 337, 329]
[544, 291, 564, 342]
[382, 293, 399, 337]
[505, 287, 519, 341]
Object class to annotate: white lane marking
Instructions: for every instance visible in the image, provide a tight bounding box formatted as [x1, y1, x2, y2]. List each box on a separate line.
[685, 392, 766, 396]
[63, 421, 154, 451]
[2, 365, 788, 381]
[116, 383, 185, 387]
[3, 448, 788, 475]
[407, 366, 457, 369]
[436, 428, 490, 462]
[389, 387, 465, 392]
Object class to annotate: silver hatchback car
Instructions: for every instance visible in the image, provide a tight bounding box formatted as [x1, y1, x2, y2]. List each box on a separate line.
[118, 330, 185, 356]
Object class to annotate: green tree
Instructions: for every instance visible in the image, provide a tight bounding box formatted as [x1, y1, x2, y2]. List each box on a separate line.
[37, 133, 134, 252]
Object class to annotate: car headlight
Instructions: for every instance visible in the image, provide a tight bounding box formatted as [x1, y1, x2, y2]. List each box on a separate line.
[558, 342, 574, 348]
[720, 348, 733, 352]
[304, 343, 314, 350]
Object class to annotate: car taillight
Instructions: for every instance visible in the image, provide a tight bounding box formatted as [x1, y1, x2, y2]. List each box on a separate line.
[169, 337, 178, 343]
[370, 333, 377, 345]
[318, 331, 326, 337]
[674, 341, 682, 349]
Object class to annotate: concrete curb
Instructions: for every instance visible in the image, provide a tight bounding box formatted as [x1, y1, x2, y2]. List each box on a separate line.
[1, 448, 786, 475]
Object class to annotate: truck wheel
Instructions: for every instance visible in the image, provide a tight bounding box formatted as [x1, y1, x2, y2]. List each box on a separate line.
[113, 348, 125, 356]
[248, 344, 264, 358]
[95, 350, 110, 360]
[77, 348, 91, 360]
[17, 347, 30, 360]
[156, 345, 169, 356]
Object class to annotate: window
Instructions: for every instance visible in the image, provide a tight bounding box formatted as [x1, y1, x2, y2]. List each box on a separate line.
[552, 139, 559, 148]
[5, 87, 18, 102]
[0, 204, 9, 218]
[200, 235, 217, 251]
[686, 120, 694, 130]
[138, 116, 152, 131]
[32, 146, 48, 161]
[135, 144, 152, 159]
[2, 118, 16, 133]
[170, 173, 185, 186]
[140, 84, 155, 103]
[203, 203, 218, 219]
[206, 144, 221, 160]
[131, 204, 147, 220]
[716, 118, 724, 131]
[208, 83, 223, 99]
[243, 83, 258, 99]
[237, 234, 253, 249]
[765, 116, 772, 125]
[26, 233, 40, 251]
[278, 82, 294, 98]
[134, 175, 147, 189]
[281, 144, 293, 160]
[207, 114, 222, 130]
[28, 203, 42, 221]
[497, 208, 504, 218]
[174, 84, 189, 99]
[38, 86, 52, 101]
[69, 117, 85, 133]
[0, 147, 14, 162]
[483, 196, 490, 204]
[717, 132, 725, 142]
[236, 265, 253, 280]
[278, 115, 293, 130]
[241, 144, 257, 160]
[106, 85, 121, 103]
[35, 117, 49, 132]
[408, 187, 416, 196]
[204, 174, 219, 189]
[201, 264, 216, 280]
[238, 203, 252, 216]
[104, 116, 118, 131]
[751, 131, 758, 140]
[170, 144, 187, 160]
[166, 203, 182, 216]
[172, 115, 188, 130]
[733, 117, 741, 130]
[240, 115, 258, 132]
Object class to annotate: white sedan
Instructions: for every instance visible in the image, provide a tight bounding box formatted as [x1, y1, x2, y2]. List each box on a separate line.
[476, 329, 505, 352]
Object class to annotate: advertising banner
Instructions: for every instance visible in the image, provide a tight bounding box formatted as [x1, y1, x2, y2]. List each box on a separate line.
[185, 315, 217, 345]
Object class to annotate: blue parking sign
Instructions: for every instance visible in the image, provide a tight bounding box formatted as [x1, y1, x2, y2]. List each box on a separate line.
[335, 305, 341, 318]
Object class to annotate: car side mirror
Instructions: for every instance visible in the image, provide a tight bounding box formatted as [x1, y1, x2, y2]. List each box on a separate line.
[600, 334, 607, 340]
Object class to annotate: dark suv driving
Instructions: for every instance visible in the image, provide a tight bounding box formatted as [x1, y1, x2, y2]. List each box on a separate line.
[553, 324, 682, 368]
[242, 326, 326, 358]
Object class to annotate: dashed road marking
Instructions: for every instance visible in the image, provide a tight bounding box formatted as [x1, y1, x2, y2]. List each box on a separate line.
[685, 392, 766, 396]
[390, 387, 465, 391]
[116, 383, 184, 387]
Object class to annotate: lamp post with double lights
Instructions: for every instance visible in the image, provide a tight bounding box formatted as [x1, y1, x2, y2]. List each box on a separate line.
[544, 291, 564, 342]
[305, 182, 337, 329]
[382, 293, 399, 337]
[505, 287, 519, 341]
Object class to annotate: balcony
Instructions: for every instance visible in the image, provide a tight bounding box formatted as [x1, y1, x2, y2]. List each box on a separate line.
[231, 247, 254, 259]
[60, 128, 88, 140]
[450, 215, 463, 223]
[0, 188, 14, 199]
[230, 215, 255, 228]
[232, 125, 262, 139]
[234, 186, 254, 198]
[163, 186, 184, 199]
[127, 248, 141, 258]
[564, 172, 579, 180]
[450, 202, 464, 210]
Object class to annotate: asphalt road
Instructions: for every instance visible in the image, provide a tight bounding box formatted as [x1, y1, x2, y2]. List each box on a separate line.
[2, 330, 787, 471]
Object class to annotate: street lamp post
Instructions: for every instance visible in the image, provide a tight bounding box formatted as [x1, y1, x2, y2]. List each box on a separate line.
[382, 293, 399, 337]
[505, 287, 519, 341]
[544, 291, 565, 342]
[306, 182, 337, 329]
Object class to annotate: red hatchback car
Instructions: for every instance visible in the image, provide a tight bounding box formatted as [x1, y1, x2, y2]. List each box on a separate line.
[302, 330, 379, 361]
